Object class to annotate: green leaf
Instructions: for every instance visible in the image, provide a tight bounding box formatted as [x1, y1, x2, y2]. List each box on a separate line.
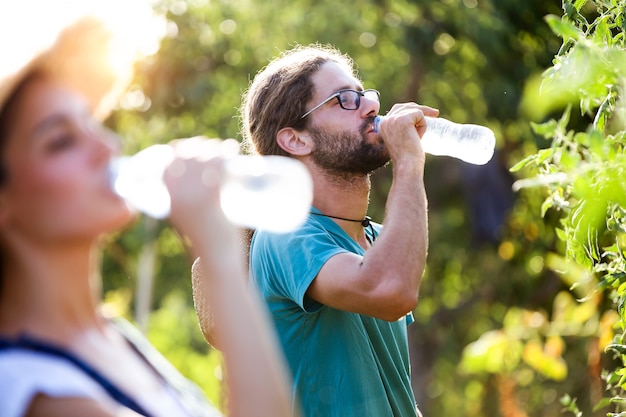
[510, 154, 538, 172]
[536, 148, 556, 165]
[592, 396, 612, 412]
[541, 198, 554, 217]
[606, 344, 626, 355]
[530, 120, 558, 137]
[545, 15, 582, 41]
[573, 0, 587, 12]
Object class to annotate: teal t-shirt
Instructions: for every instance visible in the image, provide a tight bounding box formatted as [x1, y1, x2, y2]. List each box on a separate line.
[249, 207, 417, 417]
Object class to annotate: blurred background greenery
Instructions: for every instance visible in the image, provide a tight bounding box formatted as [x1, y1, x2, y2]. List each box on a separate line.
[100, 0, 626, 415]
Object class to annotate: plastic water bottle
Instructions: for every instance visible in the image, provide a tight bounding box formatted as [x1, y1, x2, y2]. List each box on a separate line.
[110, 144, 313, 233]
[372, 115, 495, 165]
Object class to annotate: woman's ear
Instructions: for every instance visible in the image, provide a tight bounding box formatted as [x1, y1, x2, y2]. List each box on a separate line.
[276, 127, 312, 156]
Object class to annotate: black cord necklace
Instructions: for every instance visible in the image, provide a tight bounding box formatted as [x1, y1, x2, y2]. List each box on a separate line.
[310, 212, 376, 244]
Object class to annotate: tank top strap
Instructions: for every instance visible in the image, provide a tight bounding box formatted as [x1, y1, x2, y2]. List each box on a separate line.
[0, 330, 153, 416]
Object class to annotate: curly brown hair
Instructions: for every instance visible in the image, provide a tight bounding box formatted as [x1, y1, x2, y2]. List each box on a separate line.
[240, 44, 358, 156]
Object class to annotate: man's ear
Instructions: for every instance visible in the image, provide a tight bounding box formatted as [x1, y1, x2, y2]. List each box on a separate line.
[276, 127, 312, 156]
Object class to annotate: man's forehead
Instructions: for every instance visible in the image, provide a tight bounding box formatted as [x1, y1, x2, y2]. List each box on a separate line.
[311, 61, 363, 97]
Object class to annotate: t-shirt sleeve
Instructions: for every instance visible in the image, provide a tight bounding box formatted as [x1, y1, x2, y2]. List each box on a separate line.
[406, 311, 414, 326]
[250, 221, 347, 313]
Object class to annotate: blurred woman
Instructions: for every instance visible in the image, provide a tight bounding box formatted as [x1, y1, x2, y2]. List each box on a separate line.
[0, 2, 295, 417]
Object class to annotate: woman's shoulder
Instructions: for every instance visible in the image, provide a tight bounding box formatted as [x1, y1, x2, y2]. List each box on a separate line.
[0, 349, 114, 417]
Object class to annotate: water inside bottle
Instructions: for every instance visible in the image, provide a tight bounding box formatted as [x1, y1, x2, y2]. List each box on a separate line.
[111, 145, 173, 219]
[372, 115, 495, 165]
[221, 156, 312, 233]
[111, 144, 313, 233]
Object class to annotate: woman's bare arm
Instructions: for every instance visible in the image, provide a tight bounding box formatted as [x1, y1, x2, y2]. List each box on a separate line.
[166, 139, 297, 417]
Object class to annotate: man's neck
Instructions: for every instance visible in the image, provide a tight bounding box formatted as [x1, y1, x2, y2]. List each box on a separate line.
[309, 166, 372, 245]
[312, 167, 370, 217]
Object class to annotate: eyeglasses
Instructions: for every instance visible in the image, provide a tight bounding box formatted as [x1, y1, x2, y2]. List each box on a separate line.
[300, 89, 380, 119]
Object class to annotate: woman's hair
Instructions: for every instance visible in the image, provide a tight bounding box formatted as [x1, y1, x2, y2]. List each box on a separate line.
[240, 44, 357, 156]
[0, 72, 42, 296]
[0, 72, 41, 187]
[0, 92, 17, 187]
[0, 83, 17, 298]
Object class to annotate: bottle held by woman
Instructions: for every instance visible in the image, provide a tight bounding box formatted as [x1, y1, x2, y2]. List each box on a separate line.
[111, 140, 312, 233]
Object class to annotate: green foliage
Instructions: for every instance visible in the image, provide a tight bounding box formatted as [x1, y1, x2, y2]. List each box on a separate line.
[146, 291, 225, 410]
[513, 0, 626, 415]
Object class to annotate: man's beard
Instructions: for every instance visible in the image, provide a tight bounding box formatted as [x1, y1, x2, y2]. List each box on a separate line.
[308, 120, 391, 177]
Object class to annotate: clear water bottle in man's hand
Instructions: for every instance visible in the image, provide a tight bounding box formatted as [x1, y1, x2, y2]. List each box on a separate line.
[373, 115, 496, 165]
